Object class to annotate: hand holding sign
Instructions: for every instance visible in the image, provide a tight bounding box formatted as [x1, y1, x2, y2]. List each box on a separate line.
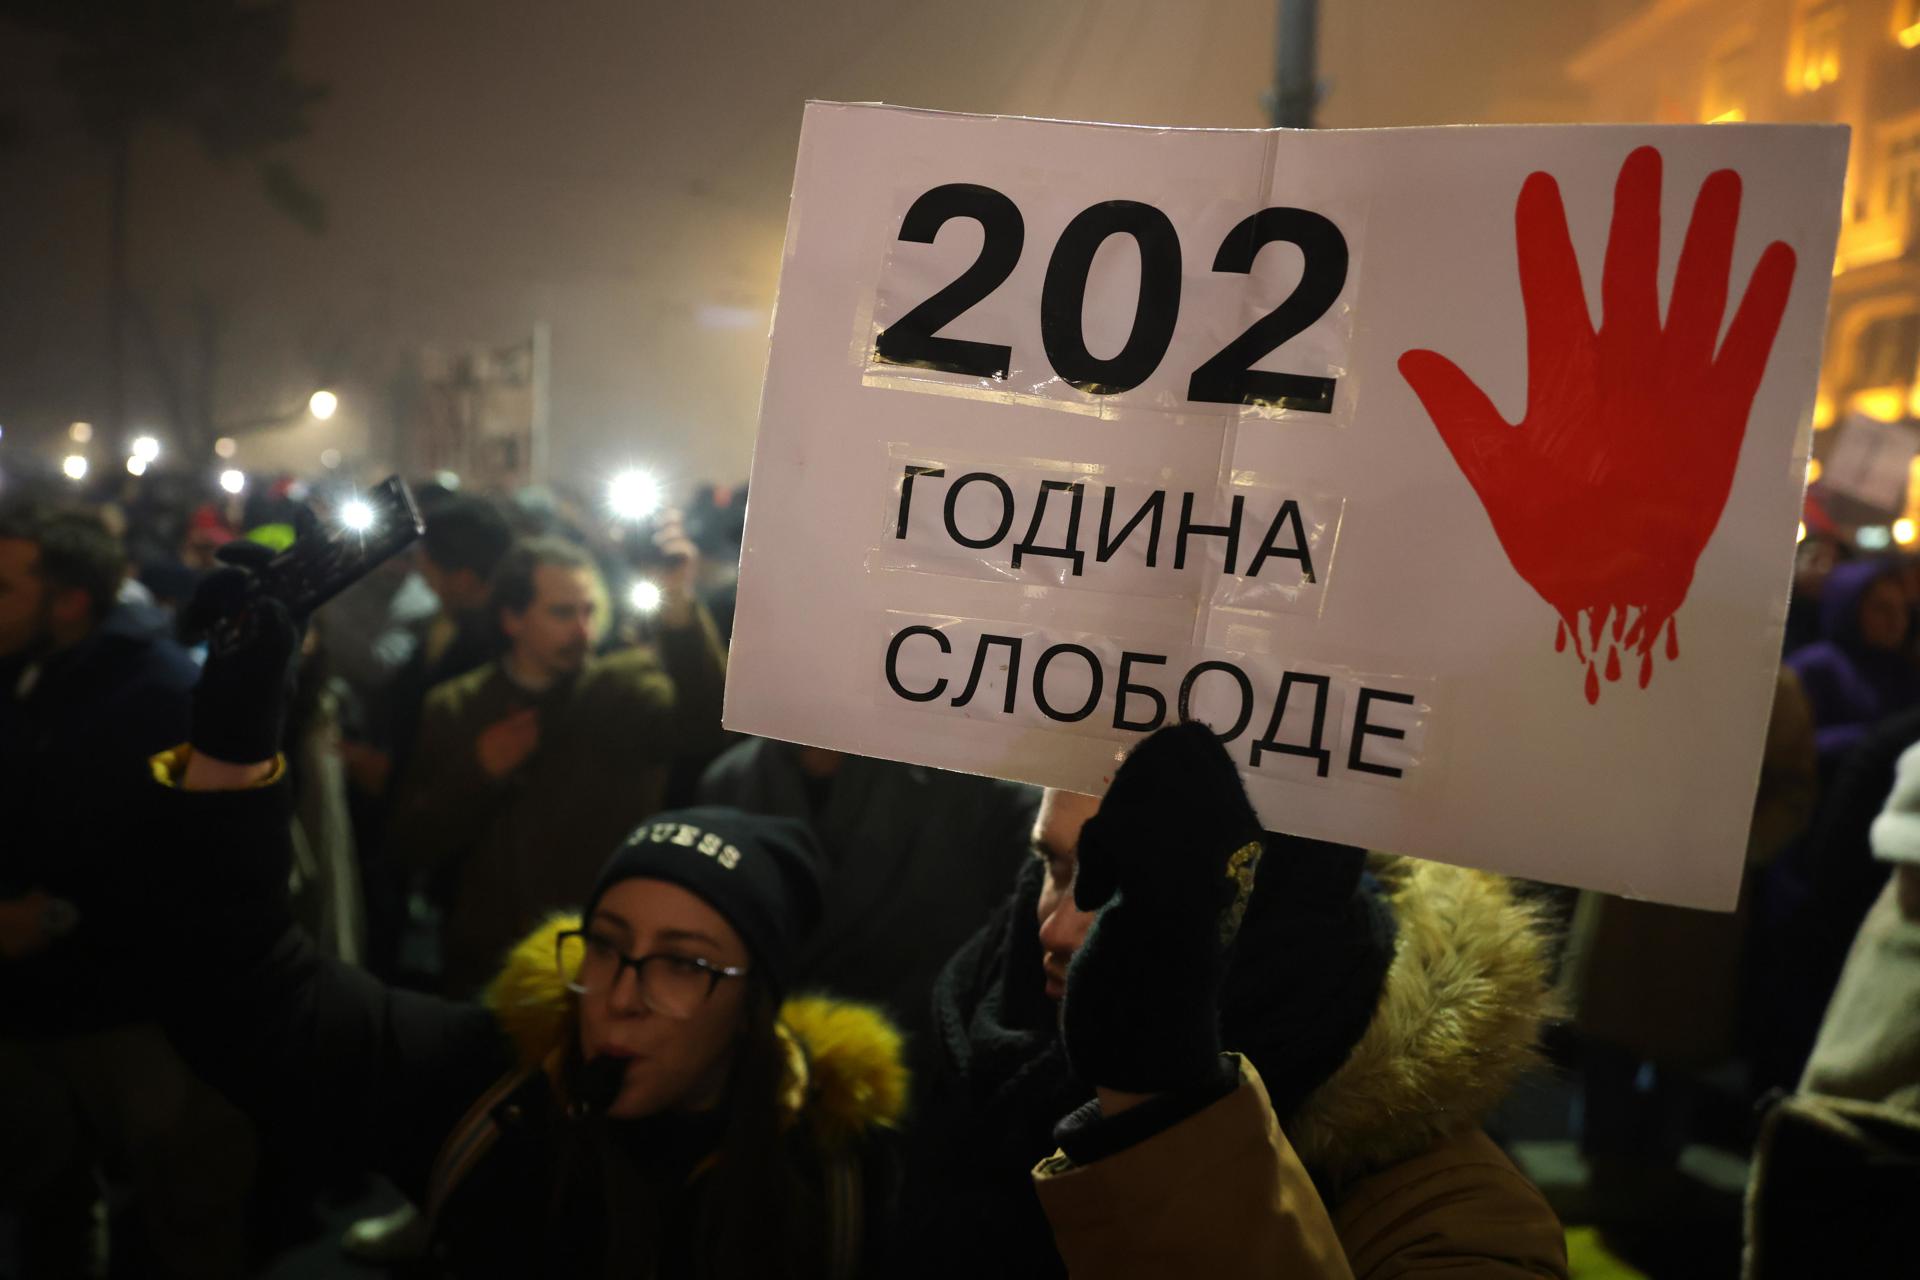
[1399, 146, 1797, 703]
[1064, 722, 1264, 1096]
[729, 106, 1845, 909]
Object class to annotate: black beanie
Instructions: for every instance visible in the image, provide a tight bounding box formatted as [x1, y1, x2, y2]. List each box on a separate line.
[585, 806, 825, 995]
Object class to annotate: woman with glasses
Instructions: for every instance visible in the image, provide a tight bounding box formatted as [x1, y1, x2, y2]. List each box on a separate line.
[153, 556, 907, 1278]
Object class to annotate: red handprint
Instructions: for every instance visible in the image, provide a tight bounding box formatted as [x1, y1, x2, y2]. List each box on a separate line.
[1400, 146, 1796, 704]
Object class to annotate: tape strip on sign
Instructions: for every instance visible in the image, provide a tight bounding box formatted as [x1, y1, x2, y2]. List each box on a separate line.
[725, 103, 1849, 911]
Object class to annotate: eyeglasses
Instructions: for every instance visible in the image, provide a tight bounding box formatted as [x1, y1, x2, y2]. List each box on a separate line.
[555, 928, 747, 1019]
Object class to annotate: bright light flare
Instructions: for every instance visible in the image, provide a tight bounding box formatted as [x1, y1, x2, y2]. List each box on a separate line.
[1896, 518, 1918, 547]
[1797, 521, 1808, 544]
[309, 389, 339, 420]
[125, 456, 147, 477]
[608, 470, 663, 522]
[340, 498, 376, 533]
[219, 469, 246, 495]
[62, 454, 88, 481]
[628, 580, 663, 613]
[1854, 389, 1905, 423]
[131, 435, 160, 462]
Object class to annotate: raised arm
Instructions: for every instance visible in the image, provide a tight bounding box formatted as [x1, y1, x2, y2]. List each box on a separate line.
[160, 543, 512, 1202]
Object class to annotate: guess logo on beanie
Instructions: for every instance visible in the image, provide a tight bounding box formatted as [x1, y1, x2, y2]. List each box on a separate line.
[592, 806, 825, 993]
[634, 821, 742, 870]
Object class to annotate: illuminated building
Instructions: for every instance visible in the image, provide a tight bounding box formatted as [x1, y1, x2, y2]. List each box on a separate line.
[1570, 0, 1920, 447]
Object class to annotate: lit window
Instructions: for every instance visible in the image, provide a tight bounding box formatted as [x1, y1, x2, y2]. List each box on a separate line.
[1787, 0, 1845, 92]
[1702, 36, 1752, 121]
[1884, 123, 1920, 226]
[1853, 310, 1920, 389]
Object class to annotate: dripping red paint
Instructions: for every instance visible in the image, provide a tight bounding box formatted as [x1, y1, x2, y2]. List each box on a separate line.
[1400, 146, 1795, 704]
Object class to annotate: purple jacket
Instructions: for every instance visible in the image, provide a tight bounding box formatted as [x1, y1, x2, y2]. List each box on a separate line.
[1787, 559, 1920, 764]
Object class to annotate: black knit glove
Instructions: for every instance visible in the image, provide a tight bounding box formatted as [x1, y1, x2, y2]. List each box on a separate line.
[1061, 721, 1265, 1096]
[185, 540, 302, 764]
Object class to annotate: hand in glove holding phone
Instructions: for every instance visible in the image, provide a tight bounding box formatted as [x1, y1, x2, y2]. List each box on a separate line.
[184, 540, 305, 767]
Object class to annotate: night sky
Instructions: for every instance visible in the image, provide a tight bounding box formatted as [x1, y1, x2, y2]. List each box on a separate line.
[0, 0, 1596, 490]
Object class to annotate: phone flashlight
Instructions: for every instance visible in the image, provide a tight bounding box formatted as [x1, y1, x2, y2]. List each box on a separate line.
[608, 470, 663, 523]
[629, 579, 663, 614]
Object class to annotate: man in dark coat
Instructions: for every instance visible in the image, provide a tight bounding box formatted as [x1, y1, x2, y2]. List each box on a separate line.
[336, 494, 514, 979]
[1, 506, 202, 1027]
[0, 506, 254, 1277]
[387, 534, 727, 995]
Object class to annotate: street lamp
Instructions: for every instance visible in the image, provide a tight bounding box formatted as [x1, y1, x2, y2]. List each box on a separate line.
[309, 389, 339, 421]
[126, 456, 148, 477]
[131, 435, 160, 462]
[63, 455, 89, 481]
[220, 469, 246, 495]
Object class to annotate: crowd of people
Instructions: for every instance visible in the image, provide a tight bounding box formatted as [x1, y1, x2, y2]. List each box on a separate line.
[0, 461, 1915, 1278]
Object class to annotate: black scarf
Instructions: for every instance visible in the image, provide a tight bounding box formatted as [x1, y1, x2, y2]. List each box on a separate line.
[916, 857, 1079, 1279]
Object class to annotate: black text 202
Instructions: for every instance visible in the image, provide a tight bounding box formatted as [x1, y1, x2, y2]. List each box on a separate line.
[873, 182, 1349, 414]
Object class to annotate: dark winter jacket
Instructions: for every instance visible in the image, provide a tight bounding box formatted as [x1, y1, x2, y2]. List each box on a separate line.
[388, 609, 728, 993]
[907, 851, 1564, 1278]
[0, 601, 199, 770]
[379, 608, 498, 777]
[147, 750, 905, 1279]
[1786, 559, 1920, 768]
[2, 604, 201, 1032]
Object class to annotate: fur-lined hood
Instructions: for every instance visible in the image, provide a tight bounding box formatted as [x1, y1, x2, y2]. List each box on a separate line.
[1285, 856, 1557, 1184]
[484, 915, 909, 1143]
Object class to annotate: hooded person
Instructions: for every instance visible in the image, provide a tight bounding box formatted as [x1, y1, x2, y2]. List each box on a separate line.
[1786, 557, 1920, 774]
[1744, 740, 1920, 1279]
[905, 722, 1566, 1278]
[139, 547, 907, 1279]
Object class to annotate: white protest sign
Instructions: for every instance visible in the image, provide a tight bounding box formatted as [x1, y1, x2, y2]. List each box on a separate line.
[1824, 413, 1917, 513]
[725, 103, 1847, 909]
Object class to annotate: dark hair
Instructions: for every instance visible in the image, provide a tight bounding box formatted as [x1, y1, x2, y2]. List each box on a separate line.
[696, 980, 827, 1280]
[0, 506, 125, 623]
[421, 496, 514, 579]
[553, 979, 828, 1280]
[490, 535, 597, 617]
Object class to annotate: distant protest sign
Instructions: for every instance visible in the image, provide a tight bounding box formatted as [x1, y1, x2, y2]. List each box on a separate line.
[1825, 413, 1918, 513]
[725, 103, 1847, 909]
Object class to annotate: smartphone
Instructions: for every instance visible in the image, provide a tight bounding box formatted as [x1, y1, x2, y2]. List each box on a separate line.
[211, 476, 425, 651]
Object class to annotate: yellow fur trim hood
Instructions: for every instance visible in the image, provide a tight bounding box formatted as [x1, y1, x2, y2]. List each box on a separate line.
[1285, 856, 1559, 1184]
[484, 915, 909, 1141]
